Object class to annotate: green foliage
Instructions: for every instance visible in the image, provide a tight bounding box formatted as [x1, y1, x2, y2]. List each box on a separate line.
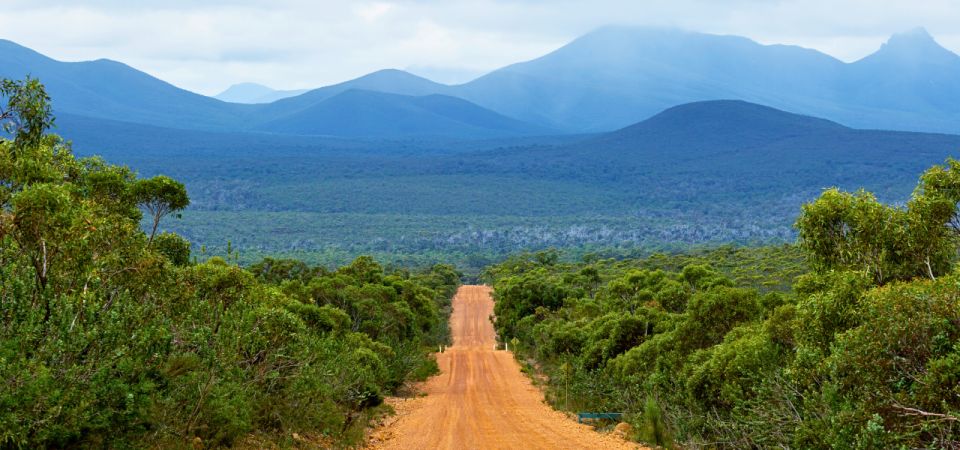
[486, 161, 960, 448]
[0, 77, 54, 150]
[153, 232, 191, 266]
[132, 174, 189, 243]
[796, 159, 960, 284]
[636, 396, 673, 447]
[0, 78, 460, 448]
[7, 75, 960, 448]
[248, 256, 323, 284]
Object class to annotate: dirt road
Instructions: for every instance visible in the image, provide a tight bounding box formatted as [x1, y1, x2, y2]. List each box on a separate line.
[366, 285, 643, 450]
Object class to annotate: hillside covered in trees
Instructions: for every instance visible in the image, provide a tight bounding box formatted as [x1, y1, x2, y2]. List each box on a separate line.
[0, 79, 461, 447]
[5, 71, 960, 448]
[57, 98, 960, 272]
[4, 26, 960, 272]
[484, 161, 960, 448]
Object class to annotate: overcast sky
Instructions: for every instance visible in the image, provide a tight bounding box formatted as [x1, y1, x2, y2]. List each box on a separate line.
[2, 0, 959, 95]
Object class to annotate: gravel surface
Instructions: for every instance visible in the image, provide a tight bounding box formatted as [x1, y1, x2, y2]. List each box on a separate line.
[366, 285, 647, 450]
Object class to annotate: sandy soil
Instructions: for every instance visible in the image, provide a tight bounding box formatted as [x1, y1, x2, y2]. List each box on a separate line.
[366, 285, 646, 450]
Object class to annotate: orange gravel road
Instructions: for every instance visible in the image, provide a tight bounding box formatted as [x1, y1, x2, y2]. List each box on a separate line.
[366, 285, 644, 450]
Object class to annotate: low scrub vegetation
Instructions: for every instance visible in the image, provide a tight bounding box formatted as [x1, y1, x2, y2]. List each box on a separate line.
[0, 78, 460, 448]
[485, 160, 960, 448]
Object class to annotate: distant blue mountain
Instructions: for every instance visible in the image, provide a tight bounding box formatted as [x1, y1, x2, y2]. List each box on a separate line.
[254, 69, 449, 124]
[273, 69, 447, 105]
[257, 89, 552, 138]
[2, 27, 959, 136]
[0, 39, 249, 130]
[215, 82, 308, 104]
[448, 27, 960, 134]
[0, 40, 542, 138]
[841, 28, 960, 123]
[448, 27, 841, 131]
[224, 26, 960, 134]
[468, 100, 960, 214]
[565, 100, 960, 175]
[597, 100, 849, 149]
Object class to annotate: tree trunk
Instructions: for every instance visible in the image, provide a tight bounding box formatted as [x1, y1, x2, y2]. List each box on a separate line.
[149, 214, 160, 244]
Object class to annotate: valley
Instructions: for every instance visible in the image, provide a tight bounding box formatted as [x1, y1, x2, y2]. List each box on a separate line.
[55, 100, 960, 270]
[3, 10, 960, 448]
[4, 27, 959, 271]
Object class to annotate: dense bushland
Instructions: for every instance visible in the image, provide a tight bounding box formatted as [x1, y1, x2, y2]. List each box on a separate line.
[485, 161, 960, 448]
[60, 89, 960, 273]
[0, 78, 460, 448]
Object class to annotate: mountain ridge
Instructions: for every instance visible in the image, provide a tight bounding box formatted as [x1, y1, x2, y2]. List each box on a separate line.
[462, 100, 960, 205]
[256, 88, 552, 138]
[0, 40, 542, 138]
[446, 26, 960, 133]
[2, 27, 959, 136]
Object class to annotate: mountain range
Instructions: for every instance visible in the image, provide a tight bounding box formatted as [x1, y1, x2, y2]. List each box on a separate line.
[51, 97, 960, 263]
[2, 26, 959, 138]
[451, 27, 960, 133]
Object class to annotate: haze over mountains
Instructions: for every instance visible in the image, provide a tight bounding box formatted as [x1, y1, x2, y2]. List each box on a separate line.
[258, 89, 552, 138]
[3, 24, 960, 262]
[214, 83, 308, 104]
[451, 26, 960, 133]
[2, 26, 959, 138]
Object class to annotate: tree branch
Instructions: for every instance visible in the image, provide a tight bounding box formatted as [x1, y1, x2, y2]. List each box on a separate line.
[892, 403, 959, 422]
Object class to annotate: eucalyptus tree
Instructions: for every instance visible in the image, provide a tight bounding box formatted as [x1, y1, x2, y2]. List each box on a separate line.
[796, 158, 960, 284]
[133, 175, 189, 243]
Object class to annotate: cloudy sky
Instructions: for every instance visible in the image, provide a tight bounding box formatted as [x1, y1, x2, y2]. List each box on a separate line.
[2, 0, 959, 95]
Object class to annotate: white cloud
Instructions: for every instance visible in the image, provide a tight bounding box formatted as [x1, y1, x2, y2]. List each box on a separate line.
[1, 0, 957, 95]
[357, 2, 394, 22]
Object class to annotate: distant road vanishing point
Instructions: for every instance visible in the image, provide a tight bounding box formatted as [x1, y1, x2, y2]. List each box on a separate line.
[366, 285, 644, 450]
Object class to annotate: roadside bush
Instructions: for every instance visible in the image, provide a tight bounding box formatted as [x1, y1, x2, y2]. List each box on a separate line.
[486, 160, 960, 448]
[0, 78, 461, 448]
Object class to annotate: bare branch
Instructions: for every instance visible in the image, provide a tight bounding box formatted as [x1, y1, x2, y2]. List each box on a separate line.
[892, 403, 960, 422]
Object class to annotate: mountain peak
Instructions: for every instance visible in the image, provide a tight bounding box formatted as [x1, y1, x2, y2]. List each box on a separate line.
[558, 26, 694, 54]
[230, 82, 271, 89]
[215, 82, 276, 102]
[215, 82, 307, 104]
[217, 82, 274, 94]
[355, 69, 439, 84]
[888, 27, 935, 44]
[884, 27, 942, 51]
[326, 69, 444, 93]
[867, 27, 958, 64]
[582, 25, 688, 39]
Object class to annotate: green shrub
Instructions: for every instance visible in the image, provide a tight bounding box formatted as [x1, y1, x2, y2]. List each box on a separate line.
[0, 76, 461, 447]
